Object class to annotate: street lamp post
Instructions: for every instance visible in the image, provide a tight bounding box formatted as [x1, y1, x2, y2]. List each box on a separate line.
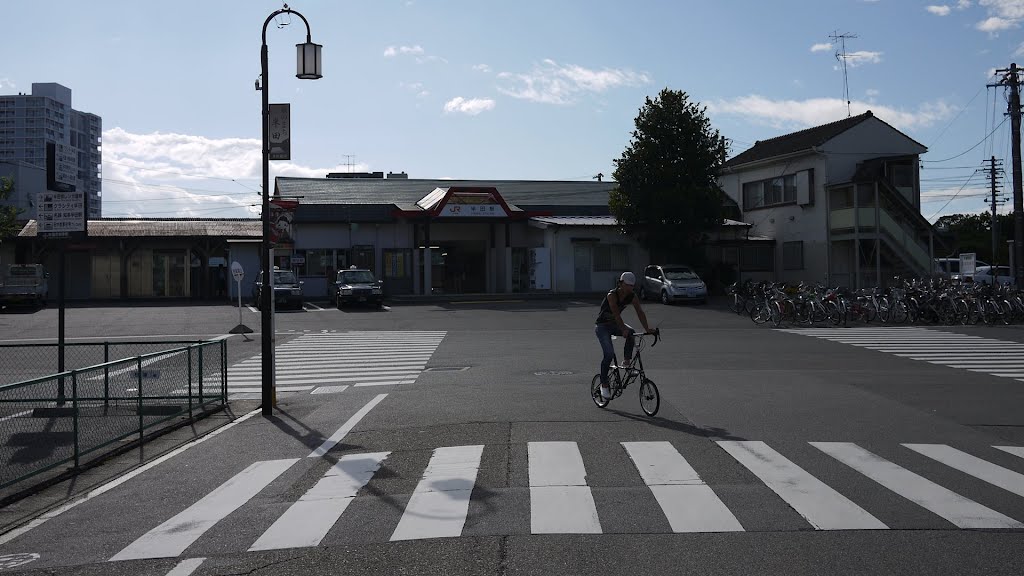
[259, 4, 322, 417]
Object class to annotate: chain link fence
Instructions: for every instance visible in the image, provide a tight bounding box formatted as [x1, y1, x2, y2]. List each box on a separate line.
[0, 340, 227, 490]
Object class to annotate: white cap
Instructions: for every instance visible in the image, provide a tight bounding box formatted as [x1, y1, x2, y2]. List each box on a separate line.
[620, 271, 636, 285]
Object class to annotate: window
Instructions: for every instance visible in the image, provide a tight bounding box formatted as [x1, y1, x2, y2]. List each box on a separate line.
[783, 241, 804, 270]
[741, 245, 774, 271]
[383, 249, 411, 278]
[743, 174, 797, 210]
[593, 244, 629, 272]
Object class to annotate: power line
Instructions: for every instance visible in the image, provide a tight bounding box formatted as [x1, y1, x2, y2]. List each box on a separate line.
[927, 169, 980, 218]
[921, 116, 1009, 163]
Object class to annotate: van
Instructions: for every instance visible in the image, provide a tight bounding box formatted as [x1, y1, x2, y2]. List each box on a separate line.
[0, 264, 49, 309]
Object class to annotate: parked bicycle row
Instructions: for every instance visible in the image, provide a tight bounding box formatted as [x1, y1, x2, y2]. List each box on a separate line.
[727, 277, 1024, 327]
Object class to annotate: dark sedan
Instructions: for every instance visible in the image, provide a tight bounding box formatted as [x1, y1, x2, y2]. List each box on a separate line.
[252, 269, 304, 310]
[332, 268, 384, 309]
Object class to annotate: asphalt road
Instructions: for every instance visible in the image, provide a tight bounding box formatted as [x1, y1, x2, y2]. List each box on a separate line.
[0, 298, 1023, 575]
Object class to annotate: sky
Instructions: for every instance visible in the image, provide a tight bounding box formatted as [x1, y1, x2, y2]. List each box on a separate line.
[1, 0, 1023, 223]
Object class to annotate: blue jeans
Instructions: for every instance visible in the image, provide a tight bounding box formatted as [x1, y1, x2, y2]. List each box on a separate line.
[595, 322, 635, 385]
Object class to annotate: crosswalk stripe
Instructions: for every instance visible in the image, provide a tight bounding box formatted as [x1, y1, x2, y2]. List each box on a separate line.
[309, 394, 388, 458]
[164, 557, 205, 576]
[311, 385, 350, 395]
[903, 444, 1024, 498]
[250, 452, 390, 550]
[811, 442, 1023, 529]
[622, 442, 743, 532]
[995, 446, 1024, 459]
[780, 328, 1024, 382]
[391, 445, 485, 541]
[528, 442, 602, 534]
[717, 441, 886, 530]
[110, 459, 299, 561]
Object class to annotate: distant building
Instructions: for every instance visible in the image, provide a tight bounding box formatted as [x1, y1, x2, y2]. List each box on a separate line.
[0, 83, 102, 220]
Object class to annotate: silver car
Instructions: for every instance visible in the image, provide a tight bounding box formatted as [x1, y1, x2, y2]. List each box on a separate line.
[640, 264, 707, 304]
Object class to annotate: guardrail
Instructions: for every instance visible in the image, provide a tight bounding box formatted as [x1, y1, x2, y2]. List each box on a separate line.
[0, 340, 227, 490]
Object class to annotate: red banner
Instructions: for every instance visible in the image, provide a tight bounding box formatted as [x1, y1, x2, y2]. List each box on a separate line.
[269, 199, 298, 247]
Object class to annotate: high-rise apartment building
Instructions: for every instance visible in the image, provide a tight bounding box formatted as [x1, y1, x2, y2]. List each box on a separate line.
[0, 83, 102, 219]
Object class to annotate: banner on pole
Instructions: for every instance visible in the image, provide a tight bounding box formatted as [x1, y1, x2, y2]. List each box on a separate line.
[269, 199, 298, 247]
[269, 103, 291, 160]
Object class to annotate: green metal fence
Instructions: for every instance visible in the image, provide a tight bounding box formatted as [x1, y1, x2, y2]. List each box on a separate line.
[0, 340, 227, 490]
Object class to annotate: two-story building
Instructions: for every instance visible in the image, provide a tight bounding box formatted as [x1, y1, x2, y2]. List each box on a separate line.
[718, 110, 940, 288]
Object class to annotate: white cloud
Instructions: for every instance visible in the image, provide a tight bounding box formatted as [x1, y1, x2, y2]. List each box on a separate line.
[1015, 41, 1024, 55]
[976, 0, 1024, 32]
[443, 97, 496, 115]
[0, 78, 15, 90]
[705, 95, 957, 131]
[473, 64, 492, 73]
[843, 50, 884, 67]
[810, 43, 833, 52]
[866, 88, 881, 97]
[100, 128, 352, 218]
[958, 0, 973, 8]
[927, 5, 952, 15]
[384, 45, 425, 57]
[496, 59, 649, 105]
[976, 16, 1018, 30]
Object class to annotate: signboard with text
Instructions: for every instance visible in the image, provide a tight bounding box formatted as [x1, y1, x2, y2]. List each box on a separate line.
[40, 142, 86, 238]
[269, 103, 291, 160]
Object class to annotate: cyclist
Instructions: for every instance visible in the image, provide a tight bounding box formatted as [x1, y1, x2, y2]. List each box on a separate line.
[595, 271, 654, 400]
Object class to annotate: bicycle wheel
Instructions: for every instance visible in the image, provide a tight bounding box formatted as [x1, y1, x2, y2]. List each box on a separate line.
[591, 374, 610, 408]
[639, 378, 659, 416]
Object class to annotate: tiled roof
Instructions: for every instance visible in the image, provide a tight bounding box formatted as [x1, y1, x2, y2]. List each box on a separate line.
[19, 218, 261, 238]
[275, 178, 616, 209]
[721, 111, 924, 169]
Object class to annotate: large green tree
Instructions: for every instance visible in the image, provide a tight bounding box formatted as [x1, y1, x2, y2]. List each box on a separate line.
[610, 88, 728, 264]
[934, 212, 1015, 264]
[0, 175, 21, 241]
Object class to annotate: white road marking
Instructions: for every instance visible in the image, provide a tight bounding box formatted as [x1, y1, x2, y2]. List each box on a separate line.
[812, 442, 1023, 529]
[622, 442, 743, 532]
[110, 459, 298, 561]
[391, 445, 485, 541]
[529, 442, 602, 534]
[0, 408, 262, 546]
[717, 441, 886, 530]
[903, 444, 1024, 498]
[251, 452, 390, 550]
[165, 557, 206, 576]
[311, 385, 350, 395]
[308, 394, 388, 458]
[995, 446, 1024, 459]
[353, 380, 417, 387]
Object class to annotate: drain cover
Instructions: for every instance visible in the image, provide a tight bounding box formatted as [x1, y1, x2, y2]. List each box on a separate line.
[534, 370, 575, 376]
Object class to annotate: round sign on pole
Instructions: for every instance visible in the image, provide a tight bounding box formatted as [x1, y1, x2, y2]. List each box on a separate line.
[231, 261, 245, 282]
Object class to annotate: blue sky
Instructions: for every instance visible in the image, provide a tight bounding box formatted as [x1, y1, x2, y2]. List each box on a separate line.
[2, 0, 1022, 221]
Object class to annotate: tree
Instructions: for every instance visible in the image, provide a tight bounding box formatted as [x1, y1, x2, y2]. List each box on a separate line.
[0, 175, 21, 242]
[934, 212, 1015, 264]
[610, 88, 728, 264]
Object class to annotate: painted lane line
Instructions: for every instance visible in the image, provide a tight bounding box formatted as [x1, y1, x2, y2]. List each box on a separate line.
[311, 385, 350, 395]
[308, 394, 388, 458]
[165, 557, 206, 576]
[717, 441, 886, 530]
[250, 452, 390, 550]
[622, 442, 743, 532]
[811, 442, 1023, 529]
[528, 442, 602, 534]
[903, 444, 1024, 498]
[0, 410, 32, 423]
[391, 445, 485, 541]
[353, 380, 416, 387]
[0, 408, 262, 546]
[995, 446, 1024, 459]
[110, 459, 298, 561]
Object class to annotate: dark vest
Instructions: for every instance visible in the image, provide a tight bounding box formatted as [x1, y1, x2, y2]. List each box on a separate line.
[596, 288, 634, 325]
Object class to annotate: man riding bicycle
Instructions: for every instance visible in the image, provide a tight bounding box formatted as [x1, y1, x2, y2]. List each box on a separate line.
[595, 271, 655, 400]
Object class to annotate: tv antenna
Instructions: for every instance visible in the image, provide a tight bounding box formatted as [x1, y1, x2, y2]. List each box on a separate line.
[341, 154, 356, 172]
[830, 31, 858, 117]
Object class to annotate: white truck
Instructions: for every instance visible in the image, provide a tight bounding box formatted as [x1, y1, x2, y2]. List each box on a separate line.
[0, 264, 49, 309]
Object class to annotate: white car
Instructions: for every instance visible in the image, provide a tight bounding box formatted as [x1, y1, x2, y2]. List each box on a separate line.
[639, 264, 707, 304]
[974, 265, 1013, 286]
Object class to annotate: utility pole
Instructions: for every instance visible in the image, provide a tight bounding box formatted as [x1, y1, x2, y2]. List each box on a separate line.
[991, 63, 1023, 288]
[984, 156, 1005, 265]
